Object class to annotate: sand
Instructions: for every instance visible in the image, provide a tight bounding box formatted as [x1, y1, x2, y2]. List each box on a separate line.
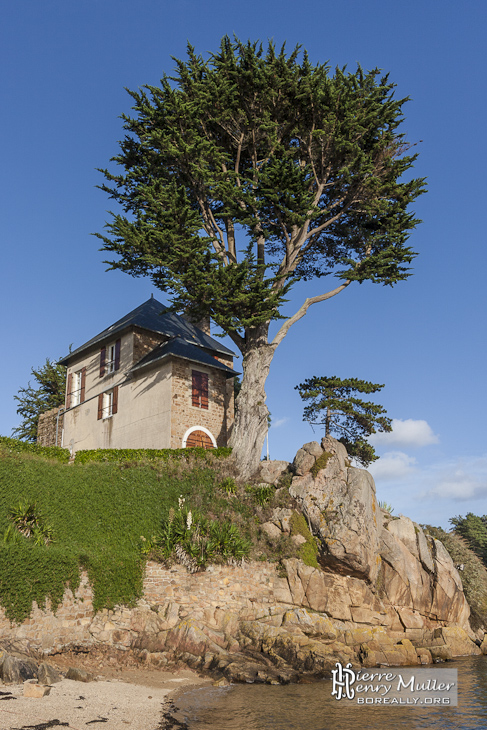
[0, 669, 209, 730]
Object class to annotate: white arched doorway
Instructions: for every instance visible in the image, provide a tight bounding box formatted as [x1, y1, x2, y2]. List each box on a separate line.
[182, 426, 217, 449]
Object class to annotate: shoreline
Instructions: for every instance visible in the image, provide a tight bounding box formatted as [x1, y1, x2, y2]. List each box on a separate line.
[0, 664, 210, 730]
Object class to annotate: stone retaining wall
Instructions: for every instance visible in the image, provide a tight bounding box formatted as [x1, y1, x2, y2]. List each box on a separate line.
[37, 406, 64, 447]
[0, 559, 482, 679]
[0, 562, 290, 651]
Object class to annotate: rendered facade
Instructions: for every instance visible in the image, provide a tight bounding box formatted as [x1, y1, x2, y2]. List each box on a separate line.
[55, 298, 236, 455]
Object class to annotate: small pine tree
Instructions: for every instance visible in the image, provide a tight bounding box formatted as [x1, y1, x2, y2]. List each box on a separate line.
[12, 359, 67, 442]
[295, 375, 392, 466]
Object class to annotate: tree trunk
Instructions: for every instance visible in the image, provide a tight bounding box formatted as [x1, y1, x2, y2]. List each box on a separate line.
[230, 331, 276, 481]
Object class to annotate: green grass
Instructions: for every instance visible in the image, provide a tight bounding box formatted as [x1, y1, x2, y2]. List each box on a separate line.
[0, 443, 223, 621]
[0, 440, 298, 623]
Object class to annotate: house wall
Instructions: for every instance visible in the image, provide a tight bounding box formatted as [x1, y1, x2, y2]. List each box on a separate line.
[37, 406, 64, 447]
[62, 333, 173, 453]
[170, 358, 234, 448]
[61, 330, 234, 454]
[132, 328, 167, 363]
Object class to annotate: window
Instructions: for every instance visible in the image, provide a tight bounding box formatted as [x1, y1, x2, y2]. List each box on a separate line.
[106, 343, 117, 373]
[192, 370, 208, 409]
[66, 367, 85, 409]
[97, 386, 118, 420]
[72, 369, 84, 406]
[100, 339, 121, 377]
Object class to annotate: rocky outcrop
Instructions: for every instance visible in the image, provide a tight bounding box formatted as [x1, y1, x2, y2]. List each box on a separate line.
[259, 460, 290, 485]
[0, 438, 480, 683]
[289, 437, 472, 636]
[0, 642, 62, 685]
[291, 439, 380, 581]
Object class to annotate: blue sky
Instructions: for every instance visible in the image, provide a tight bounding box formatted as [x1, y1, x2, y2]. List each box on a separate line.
[2, 0, 486, 528]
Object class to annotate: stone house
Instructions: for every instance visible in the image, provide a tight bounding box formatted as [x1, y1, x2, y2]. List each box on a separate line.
[38, 297, 236, 455]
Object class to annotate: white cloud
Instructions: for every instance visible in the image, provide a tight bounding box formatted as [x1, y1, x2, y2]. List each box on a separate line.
[368, 451, 417, 481]
[422, 458, 487, 501]
[270, 417, 289, 429]
[370, 419, 439, 448]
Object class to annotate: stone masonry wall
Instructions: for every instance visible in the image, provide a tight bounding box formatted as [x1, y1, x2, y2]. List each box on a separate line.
[143, 561, 291, 619]
[132, 328, 167, 364]
[170, 359, 233, 448]
[37, 406, 64, 447]
[0, 562, 288, 652]
[0, 559, 481, 673]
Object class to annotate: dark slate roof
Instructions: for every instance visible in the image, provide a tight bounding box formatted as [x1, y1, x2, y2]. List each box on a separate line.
[59, 298, 235, 365]
[130, 337, 238, 378]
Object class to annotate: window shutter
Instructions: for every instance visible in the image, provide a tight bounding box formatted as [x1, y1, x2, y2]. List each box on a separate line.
[112, 386, 118, 415]
[114, 339, 121, 371]
[97, 393, 103, 420]
[100, 347, 106, 377]
[192, 371, 208, 409]
[66, 373, 72, 409]
[192, 371, 200, 407]
[201, 373, 208, 410]
[80, 367, 86, 402]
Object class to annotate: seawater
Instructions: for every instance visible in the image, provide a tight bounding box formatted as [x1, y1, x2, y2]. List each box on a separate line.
[174, 656, 487, 730]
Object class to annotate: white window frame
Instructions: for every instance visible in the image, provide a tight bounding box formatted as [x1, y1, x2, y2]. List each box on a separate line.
[72, 370, 83, 406]
[102, 389, 114, 419]
[106, 343, 117, 374]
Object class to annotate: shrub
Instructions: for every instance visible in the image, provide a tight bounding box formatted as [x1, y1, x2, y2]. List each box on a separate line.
[4, 501, 54, 546]
[378, 501, 394, 515]
[245, 484, 274, 506]
[218, 477, 237, 494]
[74, 446, 232, 464]
[0, 436, 69, 463]
[423, 524, 487, 631]
[157, 501, 251, 571]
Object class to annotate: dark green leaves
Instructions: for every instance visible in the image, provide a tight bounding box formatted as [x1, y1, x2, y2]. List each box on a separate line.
[97, 37, 425, 344]
[12, 358, 67, 442]
[295, 375, 392, 466]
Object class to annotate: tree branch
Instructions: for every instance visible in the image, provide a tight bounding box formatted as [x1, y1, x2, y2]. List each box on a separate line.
[271, 279, 352, 347]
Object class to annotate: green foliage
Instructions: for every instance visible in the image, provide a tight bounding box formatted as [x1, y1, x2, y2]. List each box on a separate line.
[295, 376, 392, 466]
[4, 501, 54, 546]
[218, 477, 237, 494]
[12, 358, 67, 442]
[75, 446, 232, 464]
[157, 502, 251, 570]
[245, 484, 275, 506]
[0, 443, 220, 621]
[310, 451, 332, 478]
[424, 524, 487, 631]
[0, 544, 80, 624]
[290, 513, 319, 568]
[97, 36, 424, 350]
[378, 500, 394, 515]
[0, 436, 70, 463]
[450, 513, 487, 565]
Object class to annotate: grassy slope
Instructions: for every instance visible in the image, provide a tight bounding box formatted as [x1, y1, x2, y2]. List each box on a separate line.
[0, 444, 303, 623]
[0, 446, 218, 621]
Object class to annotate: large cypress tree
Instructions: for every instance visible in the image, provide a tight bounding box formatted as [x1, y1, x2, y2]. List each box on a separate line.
[97, 37, 425, 478]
